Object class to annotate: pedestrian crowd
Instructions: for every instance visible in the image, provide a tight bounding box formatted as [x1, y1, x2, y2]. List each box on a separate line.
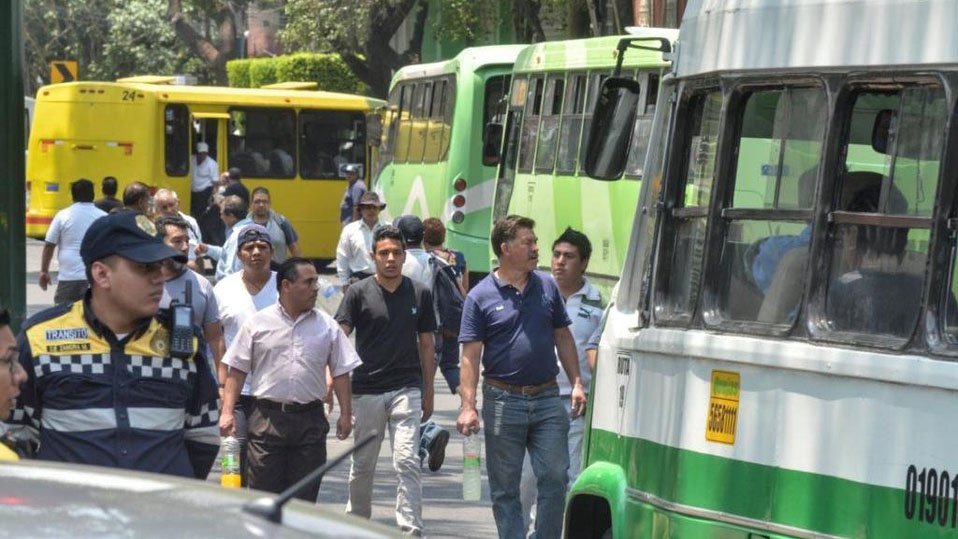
[6, 149, 605, 538]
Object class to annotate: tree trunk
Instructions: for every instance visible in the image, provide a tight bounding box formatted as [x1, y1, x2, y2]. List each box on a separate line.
[168, 0, 236, 84]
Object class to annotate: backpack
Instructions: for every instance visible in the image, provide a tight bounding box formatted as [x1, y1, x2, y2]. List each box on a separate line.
[428, 252, 465, 336]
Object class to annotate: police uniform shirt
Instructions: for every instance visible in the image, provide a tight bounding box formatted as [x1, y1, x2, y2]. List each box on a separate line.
[10, 297, 220, 479]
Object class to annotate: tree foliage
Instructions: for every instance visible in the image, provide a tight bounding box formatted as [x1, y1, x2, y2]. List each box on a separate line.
[22, 0, 216, 94]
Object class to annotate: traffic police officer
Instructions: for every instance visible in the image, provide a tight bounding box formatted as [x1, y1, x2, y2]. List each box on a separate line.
[10, 212, 220, 478]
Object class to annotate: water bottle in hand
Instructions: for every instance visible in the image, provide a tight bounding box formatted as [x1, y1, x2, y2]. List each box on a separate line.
[220, 436, 241, 488]
[463, 432, 481, 501]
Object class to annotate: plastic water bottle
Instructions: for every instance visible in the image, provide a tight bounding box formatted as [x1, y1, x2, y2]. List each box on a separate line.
[319, 277, 339, 300]
[220, 436, 241, 488]
[463, 433, 481, 501]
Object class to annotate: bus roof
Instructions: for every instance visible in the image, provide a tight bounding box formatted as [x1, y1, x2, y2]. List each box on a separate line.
[390, 44, 526, 85]
[511, 30, 677, 74]
[676, 0, 958, 78]
[35, 81, 384, 110]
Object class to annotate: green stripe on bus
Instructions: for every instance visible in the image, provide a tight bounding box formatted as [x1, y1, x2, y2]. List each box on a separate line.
[582, 429, 955, 538]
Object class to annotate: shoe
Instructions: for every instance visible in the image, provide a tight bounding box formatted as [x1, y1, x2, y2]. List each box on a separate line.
[427, 428, 449, 472]
[400, 525, 422, 536]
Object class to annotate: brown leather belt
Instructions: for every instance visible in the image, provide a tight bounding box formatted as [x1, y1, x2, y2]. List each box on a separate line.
[484, 377, 557, 396]
[255, 399, 322, 413]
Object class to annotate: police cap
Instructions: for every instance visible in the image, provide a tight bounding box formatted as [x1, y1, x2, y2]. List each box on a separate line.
[81, 212, 187, 266]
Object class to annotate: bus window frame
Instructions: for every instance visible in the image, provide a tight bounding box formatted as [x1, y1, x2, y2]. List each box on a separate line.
[577, 72, 610, 176]
[298, 109, 367, 181]
[164, 103, 190, 177]
[423, 78, 445, 164]
[622, 70, 662, 181]
[556, 71, 589, 175]
[395, 83, 414, 164]
[534, 73, 566, 173]
[700, 79, 827, 337]
[226, 106, 297, 180]
[806, 76, 946, 351]
[651, 81, 725, 328]
[517, 75, 545, 173]
[407, 82, 429, 164]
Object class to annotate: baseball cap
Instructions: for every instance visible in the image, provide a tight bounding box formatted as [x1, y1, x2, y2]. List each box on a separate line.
[236, 224, 273, 252]
[358, 192, 386, 209]
[81, 212, 187, 266]
[393, 215, 424, 245]
[228, 167, 242, 180]
[196, 142, 209, 153]
[344, 164, 359, 174]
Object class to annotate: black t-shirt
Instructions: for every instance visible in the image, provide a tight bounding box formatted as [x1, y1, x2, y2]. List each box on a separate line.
[335, 276, 437, 394]
[222, 182, 250, 206]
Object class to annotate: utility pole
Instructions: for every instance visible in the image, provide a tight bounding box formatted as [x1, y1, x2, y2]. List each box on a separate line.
[0, 3, 26, 330]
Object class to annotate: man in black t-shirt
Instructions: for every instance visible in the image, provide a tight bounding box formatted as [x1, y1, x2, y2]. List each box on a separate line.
[335, 225, 436, 537]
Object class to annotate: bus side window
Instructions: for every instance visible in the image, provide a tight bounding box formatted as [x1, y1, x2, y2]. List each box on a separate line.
[165, 104, 190, 176]
[556, 73, 587, 175]
[407, 82, 428, 164]
[380, 85, 402, 168]
[227, 107, 296, 179]
[711, 86, 826, 327]
[578, 72, 607, 174]
[517, 76, 544, 172]
[423, 79, 445, 164]
[653, 90, 722, 324]
[300, 110, 366, 180]
[623, 71, 659, 179]
[535, 75, 565, 173]
[395, 83, 414, 164]
[823, 85, 945, 343]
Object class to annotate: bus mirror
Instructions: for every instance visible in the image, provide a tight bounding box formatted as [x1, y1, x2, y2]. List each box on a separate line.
[584, 77, 642, 181]
[872, 109, 894, 155]
[482, 122, 504, 166]
[366, 113, 383, 147]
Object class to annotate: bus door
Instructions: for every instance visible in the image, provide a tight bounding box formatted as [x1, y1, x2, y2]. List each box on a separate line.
[190, 111, 228, 165]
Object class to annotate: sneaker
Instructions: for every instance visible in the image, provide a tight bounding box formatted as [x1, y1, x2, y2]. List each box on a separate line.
[400, 525, 422, 536]
[427, 428, 449, 472]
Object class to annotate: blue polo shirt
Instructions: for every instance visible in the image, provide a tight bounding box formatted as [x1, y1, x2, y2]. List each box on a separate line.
[459, 270, 571, 386]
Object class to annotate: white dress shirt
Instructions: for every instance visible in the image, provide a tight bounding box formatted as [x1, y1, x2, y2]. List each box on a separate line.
[191, 155, 219, 192]
[223, 303, 362, 403]
[335, 218, 384, 283]
[44, 202, 106, 281]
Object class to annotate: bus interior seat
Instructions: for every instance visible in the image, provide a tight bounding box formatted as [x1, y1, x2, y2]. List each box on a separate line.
[724, 239, 766, 320]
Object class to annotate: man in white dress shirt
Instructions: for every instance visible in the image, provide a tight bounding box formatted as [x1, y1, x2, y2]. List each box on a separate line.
[190, 142, 218, 218]
[335, 191, 387, 292]
[221, 257, 360, 500]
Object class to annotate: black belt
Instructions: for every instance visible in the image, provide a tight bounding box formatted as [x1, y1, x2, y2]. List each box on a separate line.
[254, 399, 322, 413]
[485, 378, 557, 396]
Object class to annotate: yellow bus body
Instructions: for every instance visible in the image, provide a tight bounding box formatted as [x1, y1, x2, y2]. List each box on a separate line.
[26, 81, 383, 259]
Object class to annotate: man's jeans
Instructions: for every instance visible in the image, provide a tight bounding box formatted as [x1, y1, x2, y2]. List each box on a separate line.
[482, 381, 569, 539]
[347, 387, 423, 533]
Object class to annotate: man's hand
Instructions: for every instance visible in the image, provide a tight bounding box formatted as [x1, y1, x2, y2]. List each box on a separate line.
[336, 411, 352, 440]
[456, 406, 480, 435]
[218, 410, 235, 437]
[421, 386, 434, 422]
[194, 243, 209, 256]
[570, 383, 587, 418]
[38, 271, 51, 291]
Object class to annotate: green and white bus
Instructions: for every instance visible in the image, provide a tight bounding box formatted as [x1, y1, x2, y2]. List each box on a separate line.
[567, 0, 958, 537]
[373, 45, 525, 279]
[490, 30, 677, 296]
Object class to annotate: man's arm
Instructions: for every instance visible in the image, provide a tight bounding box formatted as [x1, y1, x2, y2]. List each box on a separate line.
[219, 367, 247, 437]
[39, 242, 56, 291]
[418, 331, 436, 421]
[586, 348, 598, 372]
[338, 322, 352, 337]
[288, 241, 302, 257]
[332, 373, 352, 440]
[555, 327, 586, 417]
[203, 321, 226, 374]
[335, 229, 352, 288]
[456, 341, 483, 435]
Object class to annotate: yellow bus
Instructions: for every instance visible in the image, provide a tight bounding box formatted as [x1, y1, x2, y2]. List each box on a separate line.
[26, 76, 383, 259]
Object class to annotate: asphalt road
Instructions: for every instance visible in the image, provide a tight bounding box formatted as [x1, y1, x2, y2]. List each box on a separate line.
[24, 238, 499, 538]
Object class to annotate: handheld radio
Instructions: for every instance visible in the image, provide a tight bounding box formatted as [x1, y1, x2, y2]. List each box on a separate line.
[169, 280, 195, 359]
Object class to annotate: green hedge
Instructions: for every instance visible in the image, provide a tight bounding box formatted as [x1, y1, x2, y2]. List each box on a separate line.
[226, 53, 366, 95]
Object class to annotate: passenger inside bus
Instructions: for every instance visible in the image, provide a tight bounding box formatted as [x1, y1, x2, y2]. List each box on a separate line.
[826, 182, 922, 336]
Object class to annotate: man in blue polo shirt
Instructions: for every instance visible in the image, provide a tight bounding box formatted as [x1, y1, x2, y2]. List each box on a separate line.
[456, 214, 586, 539]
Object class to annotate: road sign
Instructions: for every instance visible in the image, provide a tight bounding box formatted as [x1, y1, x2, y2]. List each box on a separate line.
[50, 60, 77, 83]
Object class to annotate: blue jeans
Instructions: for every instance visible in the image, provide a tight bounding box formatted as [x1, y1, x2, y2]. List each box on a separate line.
[482, 382, 569, 539]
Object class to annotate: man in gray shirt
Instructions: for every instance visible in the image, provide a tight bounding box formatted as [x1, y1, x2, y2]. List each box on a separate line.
[155, 216, 225, 374]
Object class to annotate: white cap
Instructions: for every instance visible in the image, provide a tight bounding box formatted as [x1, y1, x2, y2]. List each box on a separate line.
[196, 142, 209, 153]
